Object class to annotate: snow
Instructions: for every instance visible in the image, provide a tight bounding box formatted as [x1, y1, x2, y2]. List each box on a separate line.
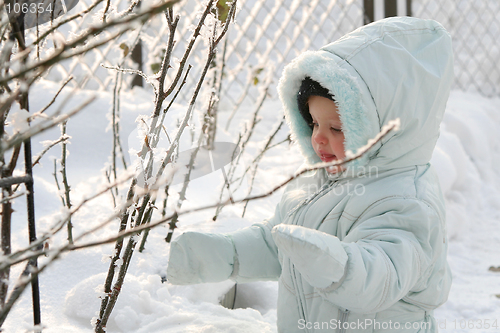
[3, 79, 500, 332]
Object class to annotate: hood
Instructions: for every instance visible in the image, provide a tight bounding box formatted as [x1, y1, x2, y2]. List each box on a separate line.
[278, 17, 454, 173]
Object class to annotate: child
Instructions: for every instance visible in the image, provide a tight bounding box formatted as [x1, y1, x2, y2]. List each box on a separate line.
[167, 16, 453, 333]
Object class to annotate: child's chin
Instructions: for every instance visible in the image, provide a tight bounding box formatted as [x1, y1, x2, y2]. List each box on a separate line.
[326, 165, 344, 174]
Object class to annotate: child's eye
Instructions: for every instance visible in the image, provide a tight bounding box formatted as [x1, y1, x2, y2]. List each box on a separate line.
[310, 122, 318, 128]
[331, 127, 342, 133]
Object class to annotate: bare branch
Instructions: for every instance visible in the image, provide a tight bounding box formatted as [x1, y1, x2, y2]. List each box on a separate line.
[0, 0, 182, 86]
[32, 135, 69, 167]
[35, 76, 74, 115]
[1, 96, 96, 155]
[160, 0, 215, 103]
[101, 65, 158, 93]
[60, 121, 73, 244]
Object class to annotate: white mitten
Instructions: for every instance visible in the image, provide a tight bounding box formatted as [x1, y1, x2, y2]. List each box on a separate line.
[271, 224, 348, 289]
[167, 232, 235, 285]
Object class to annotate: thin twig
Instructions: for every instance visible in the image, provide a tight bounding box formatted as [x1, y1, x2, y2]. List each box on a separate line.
[60, 121, 73, 244]
[104, 167, 117, 208]
[32, 135, 69, 167]
[1, 96, 96, 155]
[223, 70, 273, 198]
[36, 76, 74, 115]
[136, 1, 207, 160]
[239, 116, 285, 192]
[0, 171, 137, 272]
[54, 159, 65, 206]
[241, 118, 286, 217]
[32, 0, 107, 46]
[165, 120, 208, 242]
[102, 0, 111, 23]
[102, 65, 158, 93]
[0, 191, 25, 204]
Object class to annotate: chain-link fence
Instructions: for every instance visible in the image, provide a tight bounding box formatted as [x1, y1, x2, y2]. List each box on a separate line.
[413, 0, 500, 97]
[34, 0, 500, 111]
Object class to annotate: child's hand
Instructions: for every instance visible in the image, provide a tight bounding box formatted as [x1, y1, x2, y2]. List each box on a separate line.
[271, 224, 348, 289]
[167, 231, 235, 285]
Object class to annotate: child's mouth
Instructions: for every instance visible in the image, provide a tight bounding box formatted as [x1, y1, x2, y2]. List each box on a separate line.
[320, 154, 336, 162]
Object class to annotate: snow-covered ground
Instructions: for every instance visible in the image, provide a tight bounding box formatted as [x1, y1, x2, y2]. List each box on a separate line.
[3, 79, 500, 332]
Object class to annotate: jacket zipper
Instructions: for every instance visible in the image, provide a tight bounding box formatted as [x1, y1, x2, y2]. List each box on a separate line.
[287, 181, 336, 333]
[290, 261, 309, 333]
[285, 179, 343, 332]
[337, 308, 350, 333]
[283, 180, 336, 223]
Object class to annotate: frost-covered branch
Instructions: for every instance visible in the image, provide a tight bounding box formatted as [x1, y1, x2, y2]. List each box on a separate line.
[0, 0, 185, 327]
[1, 96, 95, 155]
[215, 68, 273, 217]
[0, 0, 182, 86]
[60, 122, 73, 244]
[32, 135, 69, 167]
[35, 76, 74, 116]
[240, 116, 286, 217]
[96, 1, 238, 330]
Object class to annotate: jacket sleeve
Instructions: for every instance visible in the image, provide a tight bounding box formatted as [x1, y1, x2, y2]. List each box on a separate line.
[315, 197, 443, 313]
[226, 203, 283, 283]
[167, 202, 283, 285]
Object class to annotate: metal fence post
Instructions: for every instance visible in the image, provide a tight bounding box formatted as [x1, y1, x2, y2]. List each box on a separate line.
[364, 0, 374, 24]
[384, 0, 398, 17]
[131, 42, 143, 87]
[131, 2, 143, 88]
[14, 16, 41, 331]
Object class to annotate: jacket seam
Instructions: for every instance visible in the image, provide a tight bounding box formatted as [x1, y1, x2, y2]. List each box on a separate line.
[349, 195, 404, 230]
[280, 276, 296, 294]
[362, 230, 425, 285]
[357, 229, 426, 313]
[343, 27, 446, 62]
[305, 292, 321, 299]
[412, 245, 422, 278]
[370, 244, 392, 312]
[324, 212, 342, 219]
[342, 211, 357, 218]
[340, 212, 356, 222]
[322, 215, 341, 225]
[351, 195, 439, 230]
[402, 295, 438, 310]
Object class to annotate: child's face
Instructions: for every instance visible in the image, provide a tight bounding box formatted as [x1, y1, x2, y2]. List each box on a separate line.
[308, 95, 346, 173]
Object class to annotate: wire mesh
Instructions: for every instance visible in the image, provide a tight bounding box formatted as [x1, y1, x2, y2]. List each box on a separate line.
[412, 0, 500, 97]
[30, 0, 500, 111]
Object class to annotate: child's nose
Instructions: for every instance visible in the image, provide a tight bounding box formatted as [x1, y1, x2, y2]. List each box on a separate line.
[313, 132, 327, 145]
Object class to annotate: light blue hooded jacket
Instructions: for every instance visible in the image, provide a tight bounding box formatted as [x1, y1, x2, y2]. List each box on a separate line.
[167, 17, 453, 332]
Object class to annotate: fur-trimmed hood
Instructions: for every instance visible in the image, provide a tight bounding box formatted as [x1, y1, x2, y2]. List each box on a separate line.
[278, 17, 453, 172]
